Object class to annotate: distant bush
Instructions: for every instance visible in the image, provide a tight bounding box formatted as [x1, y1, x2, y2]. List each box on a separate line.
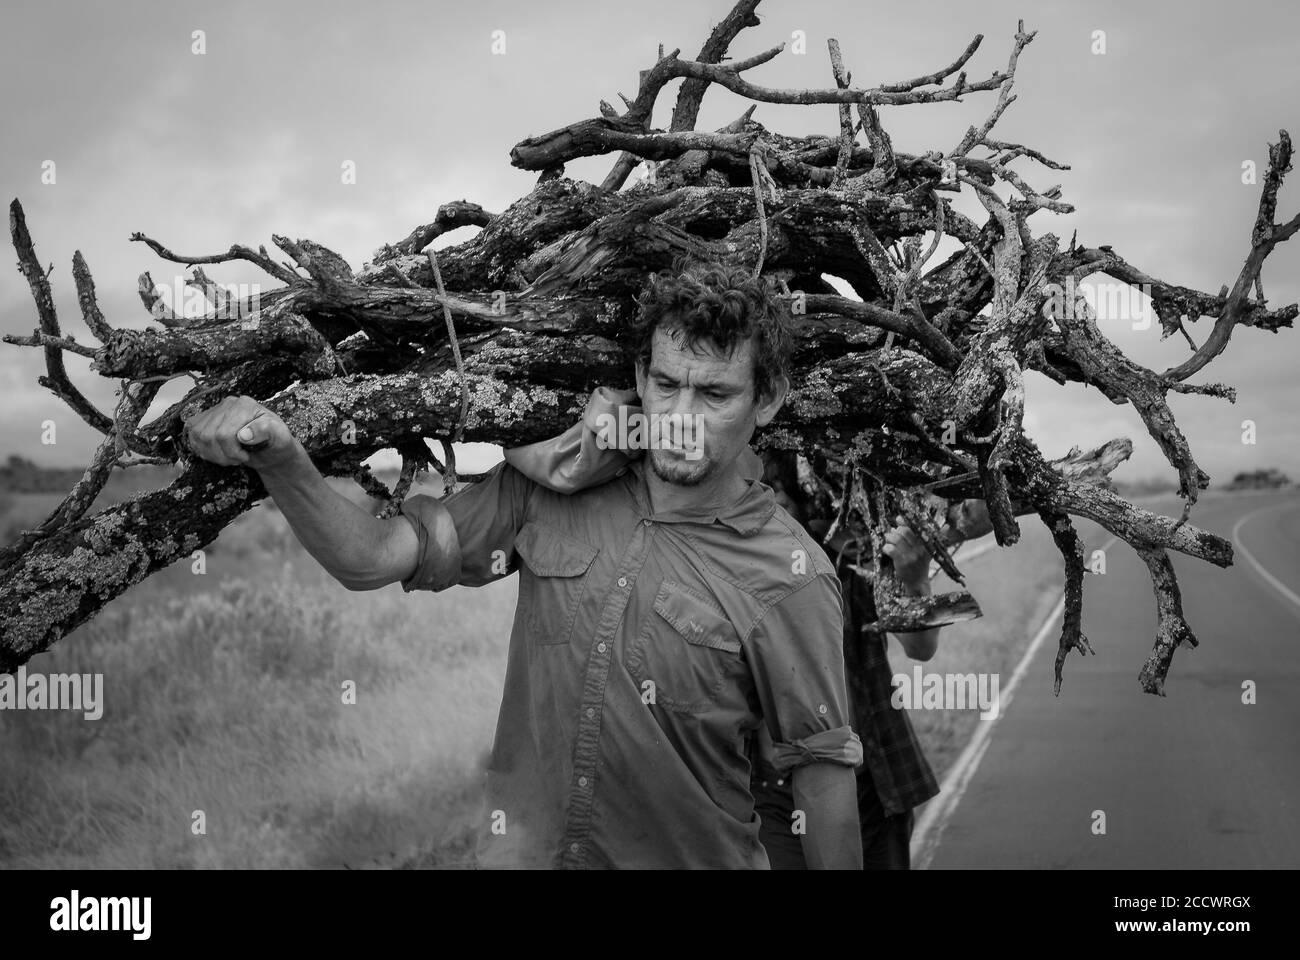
[1227, 468, 1291, 490]
[0, 454, 85, 492]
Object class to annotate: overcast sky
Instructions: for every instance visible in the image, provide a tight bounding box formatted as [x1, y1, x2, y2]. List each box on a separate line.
[1, 0, 1297, 484]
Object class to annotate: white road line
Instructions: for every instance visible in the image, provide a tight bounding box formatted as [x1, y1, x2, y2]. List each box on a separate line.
[911, 534, 1119, 869]
[1231, 501, 1300, 610]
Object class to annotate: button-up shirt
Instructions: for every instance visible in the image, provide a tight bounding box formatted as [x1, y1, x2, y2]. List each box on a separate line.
[751, 564, 941, 818]
[398, 455, 862, 868]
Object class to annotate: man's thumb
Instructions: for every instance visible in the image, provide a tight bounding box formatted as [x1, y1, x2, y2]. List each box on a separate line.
[237, 414, 274, 447]
[599, 386, 639, 403]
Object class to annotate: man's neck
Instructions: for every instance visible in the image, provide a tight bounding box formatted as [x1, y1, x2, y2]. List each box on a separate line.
[643, 455, 749, 517]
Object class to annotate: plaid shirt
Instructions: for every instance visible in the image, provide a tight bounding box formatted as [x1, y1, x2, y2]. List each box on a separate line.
[839, 564, 940, 816]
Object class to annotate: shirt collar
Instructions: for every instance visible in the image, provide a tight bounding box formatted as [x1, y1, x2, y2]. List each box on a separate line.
[625, 449, 776, 537]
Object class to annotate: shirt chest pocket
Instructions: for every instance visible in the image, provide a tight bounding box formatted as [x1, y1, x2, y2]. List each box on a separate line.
[514, 520, 599, 646]
[625, 580, 747, 713]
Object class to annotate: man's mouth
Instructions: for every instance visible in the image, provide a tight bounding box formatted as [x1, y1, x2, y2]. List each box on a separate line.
[659, 443, 704, 461]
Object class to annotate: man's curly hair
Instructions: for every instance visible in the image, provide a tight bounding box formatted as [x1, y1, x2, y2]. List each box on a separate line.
[629, 256, 794, 401]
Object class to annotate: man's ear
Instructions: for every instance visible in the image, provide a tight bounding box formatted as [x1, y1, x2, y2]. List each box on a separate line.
[754, 373, 789, 428]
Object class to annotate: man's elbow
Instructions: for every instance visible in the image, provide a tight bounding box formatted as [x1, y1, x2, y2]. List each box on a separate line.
[332, 530, 414, 592]
[892, 627, 940, 661]
[336, 572, 387, 592]
[334, 556, 413, 592]
[907, 638, 939, 662]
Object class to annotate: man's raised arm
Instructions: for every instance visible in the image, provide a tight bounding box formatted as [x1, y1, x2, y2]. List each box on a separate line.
[183, 395, 420, 591]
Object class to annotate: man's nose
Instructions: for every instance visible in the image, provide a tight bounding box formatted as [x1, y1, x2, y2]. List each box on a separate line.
[661, 391, 701, 446]
[666, 387, 699, 418]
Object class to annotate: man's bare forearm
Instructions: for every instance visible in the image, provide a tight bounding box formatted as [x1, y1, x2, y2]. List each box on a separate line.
[182, 395, 419, 589]
[792, 761, 863, 869]
[889, 576, 940, 661]
[256, 441, 417, 590]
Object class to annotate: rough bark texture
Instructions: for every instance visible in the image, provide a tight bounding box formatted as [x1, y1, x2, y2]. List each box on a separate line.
[4, 1, 1297, 695]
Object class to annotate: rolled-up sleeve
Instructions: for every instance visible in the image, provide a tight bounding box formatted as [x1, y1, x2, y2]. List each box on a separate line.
[398, 460, 536, 592]
[743, 571, 862, 776]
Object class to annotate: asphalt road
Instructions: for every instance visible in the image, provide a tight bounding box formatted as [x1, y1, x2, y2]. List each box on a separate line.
[915, 490, 1300, 869]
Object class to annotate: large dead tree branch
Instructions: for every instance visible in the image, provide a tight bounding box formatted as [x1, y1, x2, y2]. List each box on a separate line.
[3, 1, 1293, 698]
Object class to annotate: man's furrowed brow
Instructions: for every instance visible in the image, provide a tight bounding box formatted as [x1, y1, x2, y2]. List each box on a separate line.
[648, 367, 741, 390]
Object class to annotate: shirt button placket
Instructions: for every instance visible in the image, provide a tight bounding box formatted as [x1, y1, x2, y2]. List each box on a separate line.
[559, 521, 652, 867]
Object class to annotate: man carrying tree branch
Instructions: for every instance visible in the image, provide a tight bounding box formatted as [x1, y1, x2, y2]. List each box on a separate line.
[511, 382, 952, 870]
[183, 258, 864, 869]
[505, 277, 967, 870]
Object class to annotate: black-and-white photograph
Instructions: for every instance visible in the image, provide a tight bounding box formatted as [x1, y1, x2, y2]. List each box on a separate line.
[0, 0, 1295, 911]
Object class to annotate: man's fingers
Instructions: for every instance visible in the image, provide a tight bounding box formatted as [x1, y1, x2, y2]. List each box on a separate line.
[213, 402, 260, 462]
[181, 410, 208, 446]
[886, 521, 920, 542]
[213, 426, 250, 465]
[191, 429, 237, 466]
[183, 396, 279, 466]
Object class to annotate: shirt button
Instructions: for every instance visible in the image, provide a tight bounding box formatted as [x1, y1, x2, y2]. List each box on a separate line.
[597, 642, 607, 653]
[617, 577, 628, 587]
[819, 703, 828, 715]
[642, 518, 652, 526]
[585, 707, 595, 719]
[570, 842, 580, 854]
[578, 776, 589, 787]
